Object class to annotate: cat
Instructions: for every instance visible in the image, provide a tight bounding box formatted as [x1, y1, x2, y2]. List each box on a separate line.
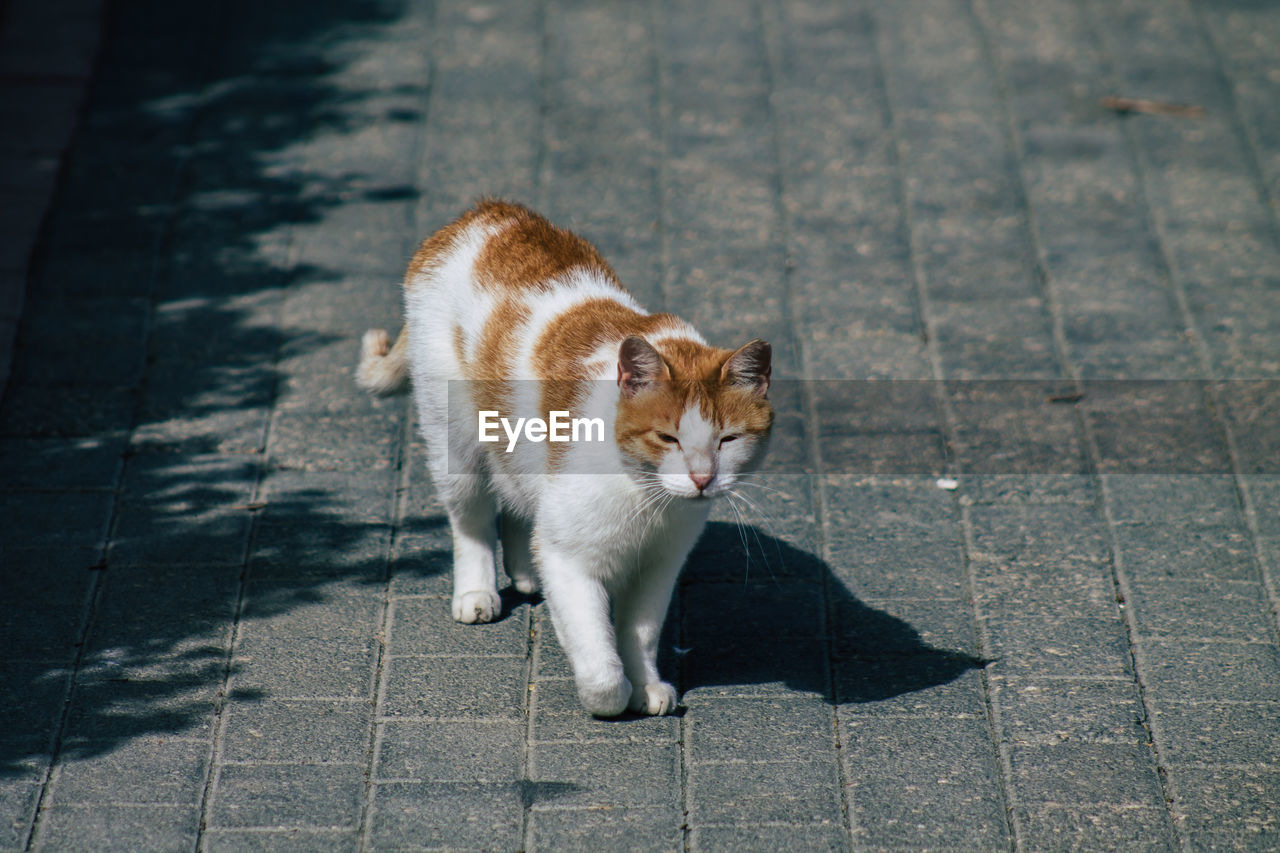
[356, 200, 772, 716]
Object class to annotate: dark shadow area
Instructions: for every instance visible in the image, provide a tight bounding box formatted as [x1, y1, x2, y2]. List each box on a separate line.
[0, 0, 432, 777]
[678, 522, 986, 706]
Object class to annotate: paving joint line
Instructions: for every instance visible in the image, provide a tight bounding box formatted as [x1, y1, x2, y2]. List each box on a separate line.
[865, 3, 1018, 849]
[754, 4, 855, 849]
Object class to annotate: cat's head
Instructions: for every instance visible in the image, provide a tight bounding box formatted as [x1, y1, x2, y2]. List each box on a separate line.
[614, 336, 773, 499]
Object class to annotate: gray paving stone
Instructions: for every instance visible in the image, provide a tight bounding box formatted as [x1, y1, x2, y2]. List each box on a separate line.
[1113, 521, 1260, 583]
[1243, 475, 1280, 538]
[210, 763, 364, 830]
[203, 829, 359, 853]
[1150, 701, 1280, 767]
[989, 678, 1149, 747]
[248, 520, 391, 581]
[1215, 380, 1280, 475]
[0, 491, 111, 550]
[381, 655, 526, 720]
[947, 381, 1089, 475]
[386, 598, 529, 657]
[60, 674, 222, 745]
[239, 581, 383, 642]
[231, 637, 377, 701]
[0, 662, 69, 755]
[50, 737, 207, 805]
[972, 556, 1119, 621]
[257, 467, 396, 526]
[1126, 578, 1277, 642]
[0, 435, 124, 490]
[0, 778, 41, 850]
[688, 823, 850, 853]
[130, 403, 271, 456]
[841, 714, 1009, 849]
[34, 803, 200, 853]
[825, 536, 967, 602]
[687, 759, 843, 827]
[681, 630, 827, 700]
[369, 781, 523, 851]
[109, 504, 252, 566]
[531, 806, 682, 853]
[967, 503, 1110, 566]
[529, 742, 679, 811]
[982, 614, 1133, 679]
[8, 309, 146, 390]
[1104, 475, 1246, 526]
[388, 535, 453, 599]
[1013, 804, 1176, 853]
[119, 452, 259, 503]
[376, 719, 522, 783]
[1136, 640, 1280, 704]
[834, 597, 980, 662]
[221, 700, 369, 764]
[1172, 766, 1280, 852]
[86, 564, 239, 653]
[269, 411, 401, 474]
[1008, 742, 1165, 808]
[0, 383, 135, 438]
[835, 661, 987, 717]
[0, 550, 94, 662]
[685, 696, 833, 764]
[1087, 383, 1232, 475]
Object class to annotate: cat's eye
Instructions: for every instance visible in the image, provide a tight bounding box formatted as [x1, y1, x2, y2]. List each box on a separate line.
[720, 435, 740, 444]
[657, 432, 680, 444]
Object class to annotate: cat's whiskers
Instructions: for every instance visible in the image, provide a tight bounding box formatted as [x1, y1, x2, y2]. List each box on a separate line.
[622, 477, 674, 530]
[722, 491, 758, 585]
[731, 474, 790, 498]
[726, 487, 783, 583]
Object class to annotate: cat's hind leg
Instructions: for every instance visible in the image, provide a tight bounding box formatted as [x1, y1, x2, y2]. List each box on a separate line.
[500, 513, 539, 595]
[437, 474, 502, 623]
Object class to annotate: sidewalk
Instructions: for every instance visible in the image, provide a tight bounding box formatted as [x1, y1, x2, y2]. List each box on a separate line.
[2, 0, 1279, 850]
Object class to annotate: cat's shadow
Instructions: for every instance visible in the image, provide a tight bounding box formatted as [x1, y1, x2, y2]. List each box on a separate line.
[668, 522, 985, 706]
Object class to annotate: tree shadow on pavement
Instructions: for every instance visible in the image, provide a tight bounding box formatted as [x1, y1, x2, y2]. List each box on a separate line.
[0, 0, 434, 777]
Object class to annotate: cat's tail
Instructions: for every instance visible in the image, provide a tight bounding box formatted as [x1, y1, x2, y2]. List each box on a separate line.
[356, 327, 411, 396]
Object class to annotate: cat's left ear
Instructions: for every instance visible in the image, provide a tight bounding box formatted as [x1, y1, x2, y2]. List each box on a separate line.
[618, 336, 671, 396]
[721, 339, 771, 396]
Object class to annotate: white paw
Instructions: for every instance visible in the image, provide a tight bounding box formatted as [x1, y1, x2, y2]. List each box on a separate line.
[509, 573, 540, 595]
[578, 672, 632, 717]
[629, 681, 678, 716]
[451, 590, 501, 624]
[502, 550, 539, 594]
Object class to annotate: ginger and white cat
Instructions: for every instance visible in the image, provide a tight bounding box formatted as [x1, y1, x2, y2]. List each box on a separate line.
[357, 200, 772, 716]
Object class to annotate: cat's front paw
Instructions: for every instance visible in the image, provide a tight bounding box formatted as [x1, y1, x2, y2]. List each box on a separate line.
[629, 681, 679, 716]
[451, 590, 501, 624]
[578, 673, 632, 717]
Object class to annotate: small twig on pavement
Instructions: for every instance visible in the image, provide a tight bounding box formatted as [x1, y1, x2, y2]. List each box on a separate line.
[1100, 96, 1206, 118]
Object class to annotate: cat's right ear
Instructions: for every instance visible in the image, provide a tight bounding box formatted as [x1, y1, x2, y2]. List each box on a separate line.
[618, 336, 670, 396]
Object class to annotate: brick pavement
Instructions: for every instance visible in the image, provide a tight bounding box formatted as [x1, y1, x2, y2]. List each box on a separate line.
[2, 0, 1278, 850]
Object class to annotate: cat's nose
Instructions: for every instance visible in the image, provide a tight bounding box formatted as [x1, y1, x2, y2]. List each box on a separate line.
[689, 472, 712, 492]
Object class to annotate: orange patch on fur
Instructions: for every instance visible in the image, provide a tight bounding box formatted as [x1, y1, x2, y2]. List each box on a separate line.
[469, 298, 531, 437]
[474, 202, 622, 294]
